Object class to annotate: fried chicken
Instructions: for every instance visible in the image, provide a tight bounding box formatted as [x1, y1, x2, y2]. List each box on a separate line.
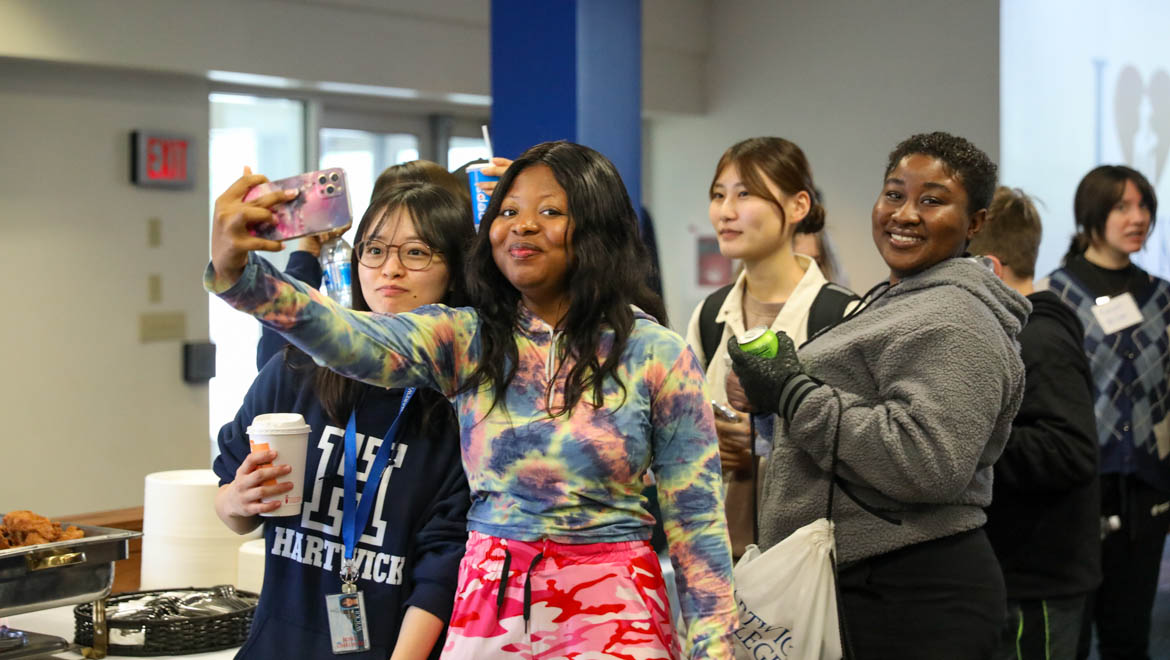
[21, 532, 51, 546]
[56, 525, 85, 541]
[4, 510, 55, 539]
[0, 510, 85, 548]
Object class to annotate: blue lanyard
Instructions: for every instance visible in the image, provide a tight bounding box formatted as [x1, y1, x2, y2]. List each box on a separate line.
[341, 387, 415, 564]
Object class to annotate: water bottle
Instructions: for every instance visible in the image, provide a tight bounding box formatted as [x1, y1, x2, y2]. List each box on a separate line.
[319, 236, 353, 308]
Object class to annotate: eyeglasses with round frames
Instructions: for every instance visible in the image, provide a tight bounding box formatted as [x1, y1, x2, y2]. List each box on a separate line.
[355, 239, 441, 271]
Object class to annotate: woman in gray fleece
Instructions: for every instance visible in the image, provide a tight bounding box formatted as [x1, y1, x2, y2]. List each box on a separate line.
[728, 132, 1028, 659]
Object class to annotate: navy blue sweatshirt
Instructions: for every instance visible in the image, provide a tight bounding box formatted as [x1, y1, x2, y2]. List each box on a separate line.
[214, 351, 469, 660]
[256, 251, 322, 370]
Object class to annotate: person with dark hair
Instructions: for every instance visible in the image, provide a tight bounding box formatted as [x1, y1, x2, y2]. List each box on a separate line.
[205, 141, 736, 659]
[726, 131, 1027, 658]
[474, 156, 667, 300]
[684, 137, 857, 559]
[884, 130, 1000, 214]
[969, 187, 1101, 660]
[375, 160, 471, 209]
[256, 160, 470, 369]
[1046, 165, 1170, 660]
[214, 181, 474, 660]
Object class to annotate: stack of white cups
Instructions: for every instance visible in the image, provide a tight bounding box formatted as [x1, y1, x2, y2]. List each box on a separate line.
[237, 538, 267, 594]
[139, 470, 261, 590]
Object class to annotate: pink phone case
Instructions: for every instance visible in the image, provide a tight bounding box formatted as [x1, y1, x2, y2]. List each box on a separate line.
[244, 168, 353, 241]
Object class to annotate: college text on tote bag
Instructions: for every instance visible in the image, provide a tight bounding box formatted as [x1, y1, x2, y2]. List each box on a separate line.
[730, 403, 849, 660]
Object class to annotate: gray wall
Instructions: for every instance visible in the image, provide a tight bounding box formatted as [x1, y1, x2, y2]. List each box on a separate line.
[646, 0, 1000, 328]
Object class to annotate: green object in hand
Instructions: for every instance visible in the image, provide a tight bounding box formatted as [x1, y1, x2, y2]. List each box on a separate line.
[738, 326, 779, 358]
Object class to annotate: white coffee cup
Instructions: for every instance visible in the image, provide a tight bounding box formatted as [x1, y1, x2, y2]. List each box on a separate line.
[246, 413, 312, 517]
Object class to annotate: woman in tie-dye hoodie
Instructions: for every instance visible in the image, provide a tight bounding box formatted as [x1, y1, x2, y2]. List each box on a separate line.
[206, 141, 736, 659]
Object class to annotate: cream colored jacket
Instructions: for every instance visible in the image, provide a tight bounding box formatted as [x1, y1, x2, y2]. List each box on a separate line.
[684, 255, 848, 557]
[685, 254, 833, 399]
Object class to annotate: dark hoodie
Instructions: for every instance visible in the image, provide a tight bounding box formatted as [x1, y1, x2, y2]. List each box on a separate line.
[213, 351, 469, 659]
[760, 257, 1029, 562]
[256, 251, 321, 369]
[984, 290, 1102, 599]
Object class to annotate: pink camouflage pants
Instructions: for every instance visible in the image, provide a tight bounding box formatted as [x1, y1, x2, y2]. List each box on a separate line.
[441, 531, 680, 659]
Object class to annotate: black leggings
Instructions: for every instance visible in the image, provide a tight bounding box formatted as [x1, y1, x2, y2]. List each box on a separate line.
[837, 528, 1005, 660]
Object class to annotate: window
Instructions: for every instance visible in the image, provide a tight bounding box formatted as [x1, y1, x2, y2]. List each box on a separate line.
[207, 91, 486, 452]
[319, 128, 419, 243]
[448, 135, 491, 170]
[208, 93, 305, 452]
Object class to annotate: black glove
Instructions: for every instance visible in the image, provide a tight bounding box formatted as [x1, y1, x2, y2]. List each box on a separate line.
[726, 332, 808, 418]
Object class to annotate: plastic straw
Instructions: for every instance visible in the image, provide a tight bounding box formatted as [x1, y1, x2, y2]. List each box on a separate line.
[481, 124, 494, 160]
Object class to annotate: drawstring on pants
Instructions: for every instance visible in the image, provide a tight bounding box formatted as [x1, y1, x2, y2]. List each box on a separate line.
[521, 551, 543, 630]
[495, 550, 512, 621]
[495, 547, 546, 633]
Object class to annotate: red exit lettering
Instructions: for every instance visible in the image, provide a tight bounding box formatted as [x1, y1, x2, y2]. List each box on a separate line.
[146, 138, 188, 181]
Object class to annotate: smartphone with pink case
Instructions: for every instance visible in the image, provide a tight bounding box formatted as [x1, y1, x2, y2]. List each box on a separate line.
[244, 168, 353, 241]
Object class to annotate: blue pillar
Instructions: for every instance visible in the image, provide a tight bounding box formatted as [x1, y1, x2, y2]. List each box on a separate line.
[490, 0, 642, 212]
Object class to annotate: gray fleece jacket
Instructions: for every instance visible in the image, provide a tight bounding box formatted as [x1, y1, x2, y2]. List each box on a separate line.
[761, 257, 1029, 563]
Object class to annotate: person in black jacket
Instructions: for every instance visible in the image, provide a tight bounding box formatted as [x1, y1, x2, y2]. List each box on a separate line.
[969, 186, 1101, 660]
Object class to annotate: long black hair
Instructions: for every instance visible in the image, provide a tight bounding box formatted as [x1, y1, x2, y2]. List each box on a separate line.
[1063, 165, 1157, 262]
[461, 141, 667, 417]
[287, 181, 475, 425]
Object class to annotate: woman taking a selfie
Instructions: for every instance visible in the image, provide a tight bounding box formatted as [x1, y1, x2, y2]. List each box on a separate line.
[728, 132, 1026, 658]
[214, 181, 473, 660]
[206, 141, 737, 659]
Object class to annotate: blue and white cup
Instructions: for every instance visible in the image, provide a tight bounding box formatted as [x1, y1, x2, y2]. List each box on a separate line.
[466, 163, 498, 232]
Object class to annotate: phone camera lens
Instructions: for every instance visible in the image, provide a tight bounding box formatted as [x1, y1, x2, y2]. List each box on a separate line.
[318, 175, 327, 184]
[326, 185, 335, 194]
[330, 172, 339, 182]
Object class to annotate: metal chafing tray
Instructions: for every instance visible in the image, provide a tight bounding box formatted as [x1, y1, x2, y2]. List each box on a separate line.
[0, 523, 140, 617]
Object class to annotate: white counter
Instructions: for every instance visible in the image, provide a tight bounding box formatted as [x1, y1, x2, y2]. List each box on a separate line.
[3, 606, 239, 659]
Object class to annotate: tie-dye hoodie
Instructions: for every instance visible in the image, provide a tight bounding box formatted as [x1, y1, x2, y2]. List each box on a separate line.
[205, 255, 737, 658]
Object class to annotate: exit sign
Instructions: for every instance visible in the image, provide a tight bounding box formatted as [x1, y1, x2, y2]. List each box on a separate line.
[131, 131, 193, 189]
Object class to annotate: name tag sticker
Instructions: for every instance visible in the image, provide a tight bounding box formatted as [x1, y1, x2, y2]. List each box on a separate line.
[1091, 293, 1143, 335]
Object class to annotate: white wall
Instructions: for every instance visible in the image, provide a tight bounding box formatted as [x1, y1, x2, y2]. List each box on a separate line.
[0, 0, 705, 116]
[0, 0, 490, 105]
[0, 0, 713, 519]
[0, 0, 1002, 516]
[646, 0, 1000, 329]
[1001, 0, 1170, 280]
[0, 59, 211, 516]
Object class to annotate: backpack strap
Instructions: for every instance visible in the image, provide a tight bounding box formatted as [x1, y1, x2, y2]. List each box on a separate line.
[806, 283, 859, 340]
[699, 283, 735, 367]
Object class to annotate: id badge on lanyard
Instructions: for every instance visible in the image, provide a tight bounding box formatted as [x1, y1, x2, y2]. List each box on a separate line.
[326, 388, 414, 654]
